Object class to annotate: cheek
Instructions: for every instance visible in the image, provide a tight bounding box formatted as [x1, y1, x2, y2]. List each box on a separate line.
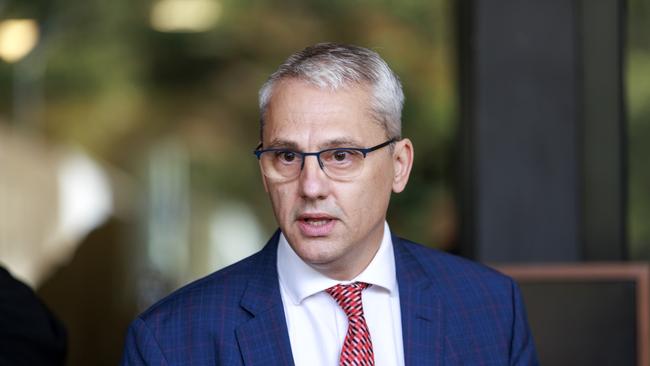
[345, 166, 393, 215]
[268, 184, 296, 216]
[368, 161, 395, 194]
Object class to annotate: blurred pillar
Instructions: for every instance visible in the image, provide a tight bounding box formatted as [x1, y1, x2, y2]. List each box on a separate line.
[579, 0, 627, 260]
[458, 0, 626, 262]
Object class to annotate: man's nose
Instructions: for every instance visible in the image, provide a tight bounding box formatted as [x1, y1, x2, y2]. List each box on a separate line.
[298, 155, 330, 199]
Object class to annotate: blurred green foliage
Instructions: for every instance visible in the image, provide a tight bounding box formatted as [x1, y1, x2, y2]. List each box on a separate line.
[0, 0, 459, 249]
[627, 0, 650, 258]
[2, 0, 647, 275]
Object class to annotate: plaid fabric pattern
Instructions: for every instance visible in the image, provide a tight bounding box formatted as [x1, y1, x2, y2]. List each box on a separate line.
[326, 282, 374, 366]
[120, 230, 539, 365]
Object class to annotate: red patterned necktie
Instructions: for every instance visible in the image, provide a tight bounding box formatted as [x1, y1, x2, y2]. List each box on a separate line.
[326, 282, 374, 366]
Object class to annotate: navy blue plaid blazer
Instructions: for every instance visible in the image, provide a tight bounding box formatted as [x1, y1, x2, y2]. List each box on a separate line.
[121, 231, 539, 365]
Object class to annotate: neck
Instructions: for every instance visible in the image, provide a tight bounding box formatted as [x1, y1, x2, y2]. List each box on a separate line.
[315, 228, 385, 281]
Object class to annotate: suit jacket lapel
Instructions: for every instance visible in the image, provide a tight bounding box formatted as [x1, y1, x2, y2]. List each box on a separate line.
[393, 235, 444, 366]
[236, 231, 295, 366]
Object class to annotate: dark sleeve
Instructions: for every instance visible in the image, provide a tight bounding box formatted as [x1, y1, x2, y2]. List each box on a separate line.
[509, 279, 540, 366]
[0, 267, 67, 366]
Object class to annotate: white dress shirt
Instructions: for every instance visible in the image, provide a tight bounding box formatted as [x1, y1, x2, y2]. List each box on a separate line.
[277, 222, 405, 366]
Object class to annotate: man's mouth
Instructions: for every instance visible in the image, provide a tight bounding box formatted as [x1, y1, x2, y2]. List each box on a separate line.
[301, 217, 333, 226]
[296, 214, 337, 236]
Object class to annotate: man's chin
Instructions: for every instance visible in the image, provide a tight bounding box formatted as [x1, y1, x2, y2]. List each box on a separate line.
[286, 234, 339, 260]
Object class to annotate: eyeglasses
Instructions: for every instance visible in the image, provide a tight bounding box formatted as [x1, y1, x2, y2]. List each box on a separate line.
[253, 139, 396, 182]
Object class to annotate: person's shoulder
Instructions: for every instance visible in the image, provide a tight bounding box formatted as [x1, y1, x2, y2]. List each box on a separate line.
[136, 245, 269, 323]
[394, 236, 513, 288]
[121, 237, 281, 363]
[0, 267, 67, 365]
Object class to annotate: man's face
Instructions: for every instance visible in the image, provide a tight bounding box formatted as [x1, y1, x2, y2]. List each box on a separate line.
[260, 78, 413, 280]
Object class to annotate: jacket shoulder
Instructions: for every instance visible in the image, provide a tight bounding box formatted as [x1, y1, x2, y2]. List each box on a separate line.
[394, 237, 538, 364]
[138, 249, 264, 322]
[395, 237, 514, 293]
[121, 233, 283, 365]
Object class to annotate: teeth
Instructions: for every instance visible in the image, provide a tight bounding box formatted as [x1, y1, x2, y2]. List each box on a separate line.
[304, 219, 330, 226]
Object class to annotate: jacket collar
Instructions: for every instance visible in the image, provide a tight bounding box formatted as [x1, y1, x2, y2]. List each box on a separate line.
[393, 235, 444, 365]
[235, 231, 444, 366]
[236, 230, 295, 366]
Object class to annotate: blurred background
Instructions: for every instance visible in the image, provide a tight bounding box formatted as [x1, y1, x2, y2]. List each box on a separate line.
[0, 0, 648, 364]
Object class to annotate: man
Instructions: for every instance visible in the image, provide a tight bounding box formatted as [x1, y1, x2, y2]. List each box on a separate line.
[121, 43, 538, 365]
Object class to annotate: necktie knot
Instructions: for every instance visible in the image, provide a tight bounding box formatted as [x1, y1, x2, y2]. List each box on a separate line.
[326, 282, 370, 318]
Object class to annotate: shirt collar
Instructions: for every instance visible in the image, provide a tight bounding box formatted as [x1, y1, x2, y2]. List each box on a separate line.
[277, 221, 398, 305]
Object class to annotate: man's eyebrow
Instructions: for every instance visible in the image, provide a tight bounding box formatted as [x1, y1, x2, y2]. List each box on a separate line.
[265, 139, 300, 150]
[320, 138, 363, 149]
[265, 138, 363, 150]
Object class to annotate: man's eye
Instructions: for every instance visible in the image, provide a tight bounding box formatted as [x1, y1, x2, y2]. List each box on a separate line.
[326, 149, 362, 164]
[276, 151, 297, 163]
[333, 150, 351, 162]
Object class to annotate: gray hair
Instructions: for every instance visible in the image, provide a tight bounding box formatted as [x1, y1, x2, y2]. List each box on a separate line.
[258, 43, 404, 140]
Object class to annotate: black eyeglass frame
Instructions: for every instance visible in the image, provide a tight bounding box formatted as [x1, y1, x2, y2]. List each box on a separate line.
[253, 138, 397, 174]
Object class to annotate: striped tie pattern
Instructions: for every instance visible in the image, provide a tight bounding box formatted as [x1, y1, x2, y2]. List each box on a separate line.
[326, 282, 374, 366]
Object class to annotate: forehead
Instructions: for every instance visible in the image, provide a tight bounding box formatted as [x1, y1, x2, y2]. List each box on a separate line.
[263, 79, 386, 147]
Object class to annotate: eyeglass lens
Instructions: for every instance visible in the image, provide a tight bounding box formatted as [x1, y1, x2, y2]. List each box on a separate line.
[260, 148, 366, 181]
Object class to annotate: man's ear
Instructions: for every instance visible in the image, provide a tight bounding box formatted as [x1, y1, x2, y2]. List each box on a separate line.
[392, 138, 414, 193]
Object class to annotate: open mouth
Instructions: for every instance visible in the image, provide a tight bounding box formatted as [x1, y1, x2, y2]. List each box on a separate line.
[301, 218, 333, 226]
[297, 214, 337, 236]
